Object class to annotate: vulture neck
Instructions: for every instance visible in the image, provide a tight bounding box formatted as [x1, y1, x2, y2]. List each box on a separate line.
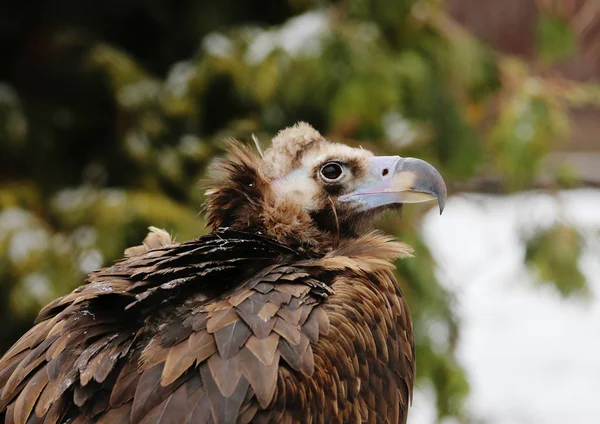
[227, 202, 342, 255]
[204, 145, 339, 253]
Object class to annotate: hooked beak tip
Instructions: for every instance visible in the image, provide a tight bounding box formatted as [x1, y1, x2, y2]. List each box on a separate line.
[395, 157, 447, 214]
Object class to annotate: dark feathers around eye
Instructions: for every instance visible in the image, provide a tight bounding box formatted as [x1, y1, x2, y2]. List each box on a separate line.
[203, 141, 271, 230]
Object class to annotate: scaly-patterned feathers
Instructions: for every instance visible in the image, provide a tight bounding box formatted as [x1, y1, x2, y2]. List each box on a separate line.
[0, 225, 414, 424]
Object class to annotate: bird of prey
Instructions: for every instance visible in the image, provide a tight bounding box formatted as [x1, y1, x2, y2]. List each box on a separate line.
[0, 123, 446, 424]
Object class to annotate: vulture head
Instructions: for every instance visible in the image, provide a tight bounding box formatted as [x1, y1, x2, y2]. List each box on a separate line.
[205, 122, 446, 252]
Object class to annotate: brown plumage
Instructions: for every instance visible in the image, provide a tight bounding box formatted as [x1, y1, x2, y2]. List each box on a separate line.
[0, 122, 446, 424]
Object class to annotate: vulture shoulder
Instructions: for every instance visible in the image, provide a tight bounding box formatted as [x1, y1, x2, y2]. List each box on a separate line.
[0, 227, 415, 424]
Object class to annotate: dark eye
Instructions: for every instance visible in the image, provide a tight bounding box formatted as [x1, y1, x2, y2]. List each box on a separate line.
[320, 162, 344, 182]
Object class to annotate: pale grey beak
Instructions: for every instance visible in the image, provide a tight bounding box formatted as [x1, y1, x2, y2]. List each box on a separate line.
[338, 156, 447, 214]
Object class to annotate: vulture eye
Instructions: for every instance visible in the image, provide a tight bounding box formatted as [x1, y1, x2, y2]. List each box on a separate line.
[320, 162, 344, 182]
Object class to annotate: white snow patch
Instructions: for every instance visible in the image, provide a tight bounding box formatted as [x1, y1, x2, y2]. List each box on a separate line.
[414, 189, 600, 424]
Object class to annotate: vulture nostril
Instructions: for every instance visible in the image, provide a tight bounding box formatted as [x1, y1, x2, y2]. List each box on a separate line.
[382, 168, 389, 176]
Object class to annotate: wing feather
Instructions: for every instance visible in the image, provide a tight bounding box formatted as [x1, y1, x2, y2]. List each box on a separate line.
[207, 352, 244, 396]
[213, 320, 252, 360]
[200, 363, 249, 424]
[97, 403, 131, 424]
[13, 366, 49, 424]
[130, 363, 185, 423]
[109, 355, 141, 408]
[161, 341, 196, 387]
[238, 348, 280, 408]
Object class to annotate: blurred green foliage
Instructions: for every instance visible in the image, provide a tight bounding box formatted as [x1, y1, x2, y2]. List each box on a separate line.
[0, 0, 597, 420]
[536, 12, 578, 66]
[525, 223, 588, 297]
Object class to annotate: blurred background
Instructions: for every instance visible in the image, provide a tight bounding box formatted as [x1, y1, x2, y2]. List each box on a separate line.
[1, 0, 600, 422]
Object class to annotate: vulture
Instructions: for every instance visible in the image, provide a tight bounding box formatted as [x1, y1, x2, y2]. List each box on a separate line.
[0, 123, 446, 424]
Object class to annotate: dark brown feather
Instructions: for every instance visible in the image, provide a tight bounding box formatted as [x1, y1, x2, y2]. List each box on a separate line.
[109, 356, 140, 408]
[183, 387, 210, 424]
[200, 363, 249, 424]
[97, 403, 131, 424]
[238, 348, 280, 408]
[244, 334, 279, 366]
[213, 321, 252, 360]
[130, 363, 183, 422]
[161, 341, 196, 387]
[207, 354, 244, 398]
[13, 366, 49, 424]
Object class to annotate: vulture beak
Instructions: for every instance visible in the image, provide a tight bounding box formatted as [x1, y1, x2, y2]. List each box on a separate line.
[339, 156, 447, 214]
